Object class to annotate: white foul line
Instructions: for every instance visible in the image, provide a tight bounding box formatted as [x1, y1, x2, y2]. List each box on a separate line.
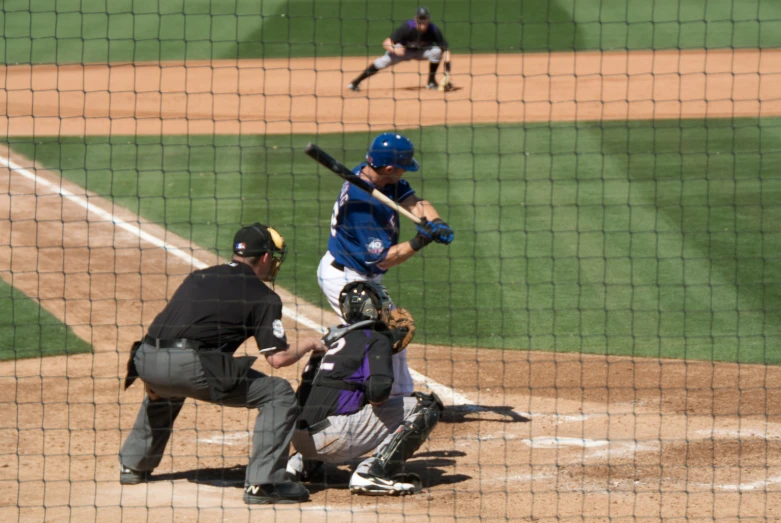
[0, 154, 472, 406]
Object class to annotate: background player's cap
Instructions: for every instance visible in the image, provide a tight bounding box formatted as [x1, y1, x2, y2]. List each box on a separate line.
[233, 223, 286, 258]
[415, 7, 430, 21]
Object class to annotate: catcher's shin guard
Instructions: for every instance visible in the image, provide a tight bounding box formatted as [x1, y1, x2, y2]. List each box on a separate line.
[367, 392, 444, 478]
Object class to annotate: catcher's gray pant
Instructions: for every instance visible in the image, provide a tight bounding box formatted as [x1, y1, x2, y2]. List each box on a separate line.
[317, 251, 414, 398]
[373, 46, 443, 70]
[119, 342, 297, 485]
[290, 396, 418, 467]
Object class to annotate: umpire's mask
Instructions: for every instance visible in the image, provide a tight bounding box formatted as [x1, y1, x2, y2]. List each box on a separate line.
[338, 281, 394, 324]
[233, 223, 287, 284]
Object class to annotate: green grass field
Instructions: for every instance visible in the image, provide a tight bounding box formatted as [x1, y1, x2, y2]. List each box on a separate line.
[10, 117, 781, 363]
[1, 0, 779, 64]
[0, 279, 92, 360]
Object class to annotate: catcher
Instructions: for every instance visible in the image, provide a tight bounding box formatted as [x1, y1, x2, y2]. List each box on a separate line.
[348, 6, 453, 92]
[287, 281, 443, 495]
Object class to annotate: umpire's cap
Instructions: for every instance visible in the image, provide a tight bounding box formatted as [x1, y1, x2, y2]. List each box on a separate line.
[233, 223, 286, 257]
[415, 7, 430, 21]
[233, 223, 287, 282]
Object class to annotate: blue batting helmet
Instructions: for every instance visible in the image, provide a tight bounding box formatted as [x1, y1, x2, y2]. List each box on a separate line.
[366, 132, 419, 172]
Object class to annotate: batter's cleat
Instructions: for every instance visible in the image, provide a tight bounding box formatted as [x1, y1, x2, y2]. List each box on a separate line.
[119, 464, 149, 485]
[349, 471, 422, 496]
[243, 482, 310, 505]
[425, 82, 438, 90]
[347, 83, 360, 92]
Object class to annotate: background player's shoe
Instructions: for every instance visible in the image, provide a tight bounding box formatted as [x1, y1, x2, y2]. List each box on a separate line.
[425, 82, 437, 90]
[243, 482, 310, 504]
[119, 464, 149, 485]
[347, 83, 360, 92]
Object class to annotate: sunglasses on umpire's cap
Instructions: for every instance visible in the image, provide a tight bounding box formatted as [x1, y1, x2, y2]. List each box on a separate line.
[233, 223, 287, 284]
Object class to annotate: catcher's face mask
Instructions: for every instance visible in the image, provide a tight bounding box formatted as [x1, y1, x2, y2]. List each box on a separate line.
[339, 281, 394, 324]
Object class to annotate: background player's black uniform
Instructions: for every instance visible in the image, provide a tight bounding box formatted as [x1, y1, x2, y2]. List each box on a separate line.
[390, 19, 449, 51]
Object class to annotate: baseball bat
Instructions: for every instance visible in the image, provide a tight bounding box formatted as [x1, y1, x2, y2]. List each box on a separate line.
[304, 143, 424, 225]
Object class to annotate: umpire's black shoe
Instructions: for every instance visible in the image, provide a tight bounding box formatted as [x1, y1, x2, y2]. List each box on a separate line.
[243, 482, 310, 505]
[120, 464, 150, 485]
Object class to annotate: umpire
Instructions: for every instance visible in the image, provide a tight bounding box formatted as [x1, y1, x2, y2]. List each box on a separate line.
[119, 223, 325, 505]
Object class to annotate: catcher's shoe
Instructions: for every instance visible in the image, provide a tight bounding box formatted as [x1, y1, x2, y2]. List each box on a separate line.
[425, 82, 437, 90]
[119, 464, 149, 485]
[349, 471, 422, 496]
[347, 83, 360, 92]
[243, 482, 310, 505]
[286, 453, 325, 483]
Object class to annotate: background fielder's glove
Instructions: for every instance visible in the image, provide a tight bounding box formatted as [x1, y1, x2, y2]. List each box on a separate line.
[386, 308, 416, 353]
[438, 72, 452, 92]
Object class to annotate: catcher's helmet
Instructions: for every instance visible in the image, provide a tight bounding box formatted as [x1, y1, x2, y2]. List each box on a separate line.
[339, 281, 394, 324]
[366, 132, 419, 172]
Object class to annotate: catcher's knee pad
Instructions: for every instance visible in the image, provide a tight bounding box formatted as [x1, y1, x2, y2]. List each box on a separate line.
[369, 392, 444, 477]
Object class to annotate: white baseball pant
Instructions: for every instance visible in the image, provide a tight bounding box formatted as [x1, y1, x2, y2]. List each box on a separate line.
[289, 395, 418, 466]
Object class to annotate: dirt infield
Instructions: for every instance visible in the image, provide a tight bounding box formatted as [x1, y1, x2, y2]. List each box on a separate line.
[1, 48, 781, 522]
[1, 48, 780, 136]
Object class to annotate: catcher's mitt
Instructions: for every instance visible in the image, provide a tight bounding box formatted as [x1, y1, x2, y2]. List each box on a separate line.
[386, 308, 416, 353]
[437, 73, 453, 92]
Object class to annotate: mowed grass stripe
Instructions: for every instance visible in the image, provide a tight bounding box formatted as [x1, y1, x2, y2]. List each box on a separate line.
[9, 118, 781, 363]
[0, 279, 92, 360]
[2, 0, 781, 64]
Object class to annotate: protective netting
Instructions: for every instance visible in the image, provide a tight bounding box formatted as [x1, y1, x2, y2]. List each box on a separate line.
[1, 1, 781, 522]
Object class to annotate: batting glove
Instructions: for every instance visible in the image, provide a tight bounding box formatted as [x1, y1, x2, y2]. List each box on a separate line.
[430, 218, 454, 245]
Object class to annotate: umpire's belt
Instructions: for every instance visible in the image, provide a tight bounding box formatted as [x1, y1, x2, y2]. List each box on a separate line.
[143, 336, 202, 351]
[330, 260, 346, 271]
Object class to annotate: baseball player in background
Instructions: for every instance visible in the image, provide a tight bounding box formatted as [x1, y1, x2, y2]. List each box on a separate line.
[317, 132, 454, 398]
[288, 281, 443, 495]
[348, 7, 452, 91]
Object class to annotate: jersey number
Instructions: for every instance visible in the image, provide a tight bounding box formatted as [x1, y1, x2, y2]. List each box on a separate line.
[320, 338, 346, 371]
[330, 184, 350, 237]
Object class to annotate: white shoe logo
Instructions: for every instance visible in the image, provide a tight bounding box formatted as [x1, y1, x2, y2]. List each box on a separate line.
[247, 485, 260, 495]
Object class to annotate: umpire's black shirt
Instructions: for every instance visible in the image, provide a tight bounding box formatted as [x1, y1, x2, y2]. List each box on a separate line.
[390, 19, 449, 50]
[147, 262, 288, 354]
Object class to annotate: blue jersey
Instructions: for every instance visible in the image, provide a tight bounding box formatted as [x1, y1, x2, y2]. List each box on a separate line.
[327, 163, 415, 276]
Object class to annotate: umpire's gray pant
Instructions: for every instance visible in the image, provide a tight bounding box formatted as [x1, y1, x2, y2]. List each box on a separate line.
[373, 46, 443, 70]
[119, 342, 297, 485]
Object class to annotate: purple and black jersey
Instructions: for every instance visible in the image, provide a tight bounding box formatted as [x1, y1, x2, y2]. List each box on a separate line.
[297, 329, 394, 428]
[390, 19, 448, 50]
